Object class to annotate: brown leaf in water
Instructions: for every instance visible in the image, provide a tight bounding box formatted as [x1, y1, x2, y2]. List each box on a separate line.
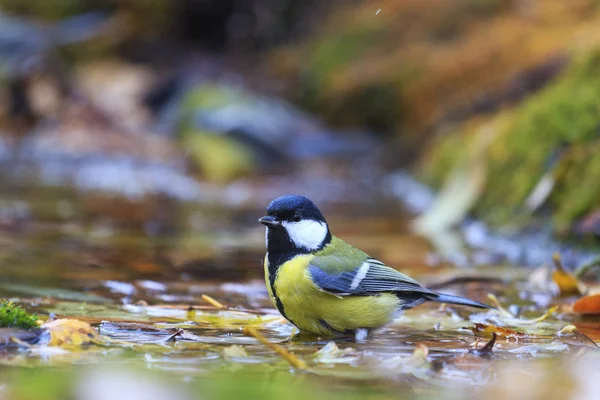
[573, 294, 600, 315]
[557, 325, 598, 349]
[571, 331, 598, 348]
[471, 323, 527, 339]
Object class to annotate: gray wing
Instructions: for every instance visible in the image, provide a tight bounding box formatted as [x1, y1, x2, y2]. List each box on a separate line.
[308, 257, 433, 296]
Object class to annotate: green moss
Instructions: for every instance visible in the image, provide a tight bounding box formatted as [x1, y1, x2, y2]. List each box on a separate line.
[0, 300, 39, 329]
[306, 25, 382, 87]
[421, 49, 600, 232]
[478, 51, 600, 224]
[419, 132, 469, 188]
[552, 144, 600, 230]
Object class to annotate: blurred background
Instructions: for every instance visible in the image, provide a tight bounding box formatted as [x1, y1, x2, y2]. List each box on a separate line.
[2, 0, 600, 260]
[2, 1, 600, 399]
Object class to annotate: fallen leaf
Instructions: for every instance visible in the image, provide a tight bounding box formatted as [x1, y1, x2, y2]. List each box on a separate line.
[573, 294, 600, 315]
[407, 343, 430, 368]
[552, 270, 582, 296]
[39, 319, 102, 347]
[551, 253, 584, 297]
[470, 323, 527, 339]
[558, 325, 578, 336]
[223, 345, 249, 359]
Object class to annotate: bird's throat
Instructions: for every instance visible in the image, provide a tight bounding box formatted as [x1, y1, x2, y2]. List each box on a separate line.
[266, 228, 306, 268]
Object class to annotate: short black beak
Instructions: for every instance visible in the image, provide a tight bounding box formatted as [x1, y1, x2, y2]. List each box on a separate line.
[258, 216, 282, 228]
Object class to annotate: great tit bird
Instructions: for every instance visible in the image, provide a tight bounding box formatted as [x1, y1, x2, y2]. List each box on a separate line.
[259, 195, 492, 341]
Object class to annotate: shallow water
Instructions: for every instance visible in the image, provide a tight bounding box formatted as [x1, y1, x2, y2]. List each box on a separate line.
[0, 183, 599, 400]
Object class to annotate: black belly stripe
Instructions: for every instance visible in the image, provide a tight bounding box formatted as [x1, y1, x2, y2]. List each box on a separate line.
[267, 253, 298, 328]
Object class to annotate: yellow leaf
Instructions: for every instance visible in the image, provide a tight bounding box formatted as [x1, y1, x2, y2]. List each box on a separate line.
[40, 319, 102, 347]
[552, 253, 584, 297]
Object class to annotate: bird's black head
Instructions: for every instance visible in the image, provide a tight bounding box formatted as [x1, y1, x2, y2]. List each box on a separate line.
[259, 195, 331, 259]
[263, 195, 327, 225]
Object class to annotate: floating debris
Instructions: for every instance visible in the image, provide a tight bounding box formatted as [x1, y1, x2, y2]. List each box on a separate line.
[242, 326, 307, 370]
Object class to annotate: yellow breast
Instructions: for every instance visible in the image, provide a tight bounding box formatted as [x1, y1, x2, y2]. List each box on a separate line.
[265, 254, 401, 335]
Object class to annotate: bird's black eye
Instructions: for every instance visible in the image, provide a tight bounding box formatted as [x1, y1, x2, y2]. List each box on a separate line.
[292, 214, 301, 222]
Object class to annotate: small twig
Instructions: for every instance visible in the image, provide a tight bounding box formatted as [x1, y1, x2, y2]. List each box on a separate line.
[201, 295, 225, 309]
[9, 337, 32, 348]
[164, 329, 184, 342]
[242, 326, 307, 370]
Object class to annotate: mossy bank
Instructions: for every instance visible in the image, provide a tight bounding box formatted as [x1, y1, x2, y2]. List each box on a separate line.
[419, 50, 600, 237]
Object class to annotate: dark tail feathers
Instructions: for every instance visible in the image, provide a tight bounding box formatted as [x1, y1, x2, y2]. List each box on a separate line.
[427, 293, 494, 309]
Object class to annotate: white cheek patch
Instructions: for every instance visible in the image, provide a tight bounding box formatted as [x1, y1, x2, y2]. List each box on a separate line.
[283, 220, 328, 251]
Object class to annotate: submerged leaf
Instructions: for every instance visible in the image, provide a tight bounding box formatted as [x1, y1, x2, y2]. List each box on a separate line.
[558, 330, 599, 349]
[223, 345, 249, 359]
[371, 343, 432, 380]
[407, 344, 430, 368]
[312, 342, 359, 364]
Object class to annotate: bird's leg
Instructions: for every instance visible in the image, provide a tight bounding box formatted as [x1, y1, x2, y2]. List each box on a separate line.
[354, 328, 370, 342]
